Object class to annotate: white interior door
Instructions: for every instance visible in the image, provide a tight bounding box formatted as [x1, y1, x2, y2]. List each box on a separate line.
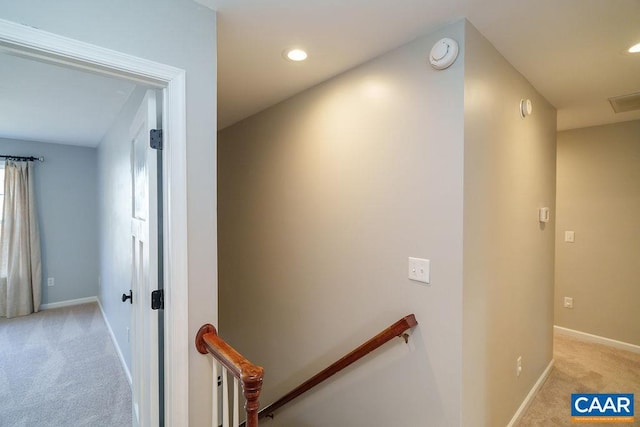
[130, 90, 160, 427]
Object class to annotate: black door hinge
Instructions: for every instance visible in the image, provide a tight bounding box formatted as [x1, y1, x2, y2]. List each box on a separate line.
[150, 129, 163, 150]
[151, 289, 164, 310]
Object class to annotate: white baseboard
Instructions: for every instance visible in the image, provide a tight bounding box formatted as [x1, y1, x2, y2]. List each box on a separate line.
[97, 299, 132, 386]
[554, 326, 640, 354]
[40, 296, 97, 310]
[506, 359, 554, 427]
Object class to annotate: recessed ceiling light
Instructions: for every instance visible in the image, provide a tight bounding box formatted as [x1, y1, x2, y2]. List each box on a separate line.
[629, 43, 640, 53]
[284, 48, 308, 62]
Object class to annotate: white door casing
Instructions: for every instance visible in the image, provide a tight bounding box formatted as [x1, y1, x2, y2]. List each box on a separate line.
[0, 19, 190, 426]
[131, 90, 159, 426]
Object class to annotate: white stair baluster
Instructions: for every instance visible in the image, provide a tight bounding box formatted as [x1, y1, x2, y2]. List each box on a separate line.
[222, 368, 230, 427]
[233, 376, 239, 426]
[212, 361, 219, 427]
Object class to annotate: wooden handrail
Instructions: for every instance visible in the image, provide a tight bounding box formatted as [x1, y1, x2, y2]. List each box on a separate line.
[243, 314, 418, 425]
[196, 324, 264, 427]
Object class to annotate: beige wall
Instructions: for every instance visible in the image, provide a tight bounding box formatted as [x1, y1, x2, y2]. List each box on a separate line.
[219, 20, 466, 426]
[218, 19, 557, 426]
[462, 22, 557, 426]
[555, 120, 640, 346]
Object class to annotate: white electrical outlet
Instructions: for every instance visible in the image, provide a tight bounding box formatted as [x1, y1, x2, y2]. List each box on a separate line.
[408, 257, 430, 284]
[47, 277, 55, 287]
[564, 231, 575, 242]
[564, 297, 574, 308]
[516, 356, 522, 377]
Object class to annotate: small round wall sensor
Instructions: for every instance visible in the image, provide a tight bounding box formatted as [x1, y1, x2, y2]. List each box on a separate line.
[520, 99, 533, 117]
[429, 38, 459, 70]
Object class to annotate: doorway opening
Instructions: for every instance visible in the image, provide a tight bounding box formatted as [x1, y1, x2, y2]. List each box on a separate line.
[0, 18, 189, 426]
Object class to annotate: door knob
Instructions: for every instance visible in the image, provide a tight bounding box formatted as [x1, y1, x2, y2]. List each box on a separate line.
[122, 290, 132, 304]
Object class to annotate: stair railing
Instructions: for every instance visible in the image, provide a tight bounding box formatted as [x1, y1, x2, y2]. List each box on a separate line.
[240, 313, 418, 426]
[196, 324, 264, 427]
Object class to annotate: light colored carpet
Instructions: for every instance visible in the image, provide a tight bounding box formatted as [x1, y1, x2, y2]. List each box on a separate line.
[0, 302, 132, 427]
[517, 332, 640, 426]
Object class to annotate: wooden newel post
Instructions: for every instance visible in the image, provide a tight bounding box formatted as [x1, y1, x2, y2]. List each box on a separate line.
[242, 367, 264, 427]
[196, 323, 265, 426]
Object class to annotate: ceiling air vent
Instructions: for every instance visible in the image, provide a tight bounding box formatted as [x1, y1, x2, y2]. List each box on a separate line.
[608, 91, 640, 113]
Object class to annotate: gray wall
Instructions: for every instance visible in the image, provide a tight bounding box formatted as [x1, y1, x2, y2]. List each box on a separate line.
[555, 120, 640, 346]
[0, 138, 99, 306]
[0, 3, 218, 423]
[462, 22, 557, 426]
[219, 20, 466, 426]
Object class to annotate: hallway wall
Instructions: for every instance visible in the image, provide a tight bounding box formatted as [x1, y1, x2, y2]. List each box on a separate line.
[463, 22, 557, 426]
[219, 19, 557, 426]
[219, 20, 466, 427]
[555, 120, 640, 346]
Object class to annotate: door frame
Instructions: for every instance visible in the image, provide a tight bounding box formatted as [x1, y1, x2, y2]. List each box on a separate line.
[0, 18, 189, 426]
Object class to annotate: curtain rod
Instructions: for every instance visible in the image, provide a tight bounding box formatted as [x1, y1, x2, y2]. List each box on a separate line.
[0, 155, 44, 162]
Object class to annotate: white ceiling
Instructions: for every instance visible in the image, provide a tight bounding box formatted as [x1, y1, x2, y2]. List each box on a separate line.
[0, 53, 135, 147]
[206, 0, 640, 130]
[1, 0, 639, 147]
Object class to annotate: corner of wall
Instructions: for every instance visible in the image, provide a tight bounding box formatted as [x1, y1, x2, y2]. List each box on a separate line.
[462, 20, 557, 426]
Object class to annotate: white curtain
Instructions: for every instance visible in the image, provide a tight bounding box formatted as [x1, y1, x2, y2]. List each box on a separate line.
[0, 161, 42, 318]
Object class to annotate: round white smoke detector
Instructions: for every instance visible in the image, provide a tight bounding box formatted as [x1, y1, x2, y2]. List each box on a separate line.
[520, 99, 533, 117]
[429, 38, 459, 70]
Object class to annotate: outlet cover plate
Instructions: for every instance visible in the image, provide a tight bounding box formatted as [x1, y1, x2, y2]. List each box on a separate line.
[564, 297, 574, 308]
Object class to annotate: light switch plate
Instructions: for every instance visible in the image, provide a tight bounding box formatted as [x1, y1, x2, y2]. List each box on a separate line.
[565, 231, 575, 243]
[408, 257, 430, 284]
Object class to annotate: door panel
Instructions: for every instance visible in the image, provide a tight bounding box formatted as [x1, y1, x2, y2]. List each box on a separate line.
[130, 90, 159, 427]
